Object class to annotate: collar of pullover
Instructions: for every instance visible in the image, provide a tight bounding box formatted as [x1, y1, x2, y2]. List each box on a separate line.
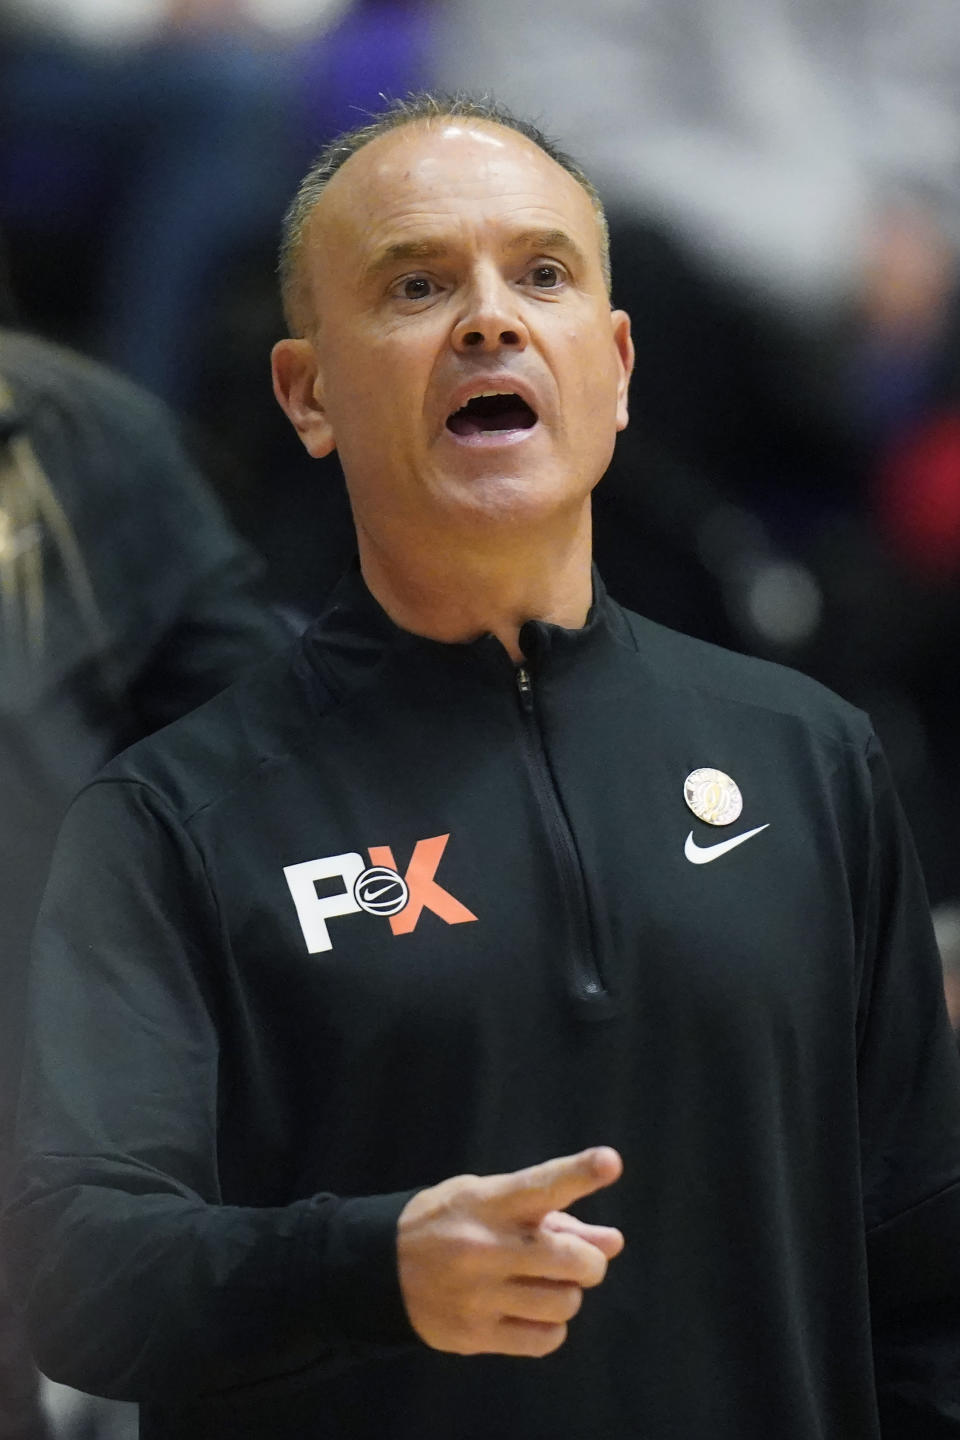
[299, 557, 635, 701]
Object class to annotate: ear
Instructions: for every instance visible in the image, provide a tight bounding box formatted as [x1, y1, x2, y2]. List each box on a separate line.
[609, 308, 634, 432]
[271, 338, 337, 458]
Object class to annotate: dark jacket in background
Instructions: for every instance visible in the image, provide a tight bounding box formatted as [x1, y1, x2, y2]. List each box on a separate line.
[0, 328, 287, 1180]
[0, 328, 287, 1437]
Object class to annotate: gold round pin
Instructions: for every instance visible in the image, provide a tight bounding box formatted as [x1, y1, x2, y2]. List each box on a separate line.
[684, 768, 743, 826]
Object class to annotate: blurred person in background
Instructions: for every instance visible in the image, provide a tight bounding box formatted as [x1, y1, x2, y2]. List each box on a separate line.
[0, 300, 290, 1438]
[435, 1, 960, 909]
[434, 0, 960, 583]
[0, 0, 437, 646]
[0, 0, 356, 409]
[434, 0, 959, 437]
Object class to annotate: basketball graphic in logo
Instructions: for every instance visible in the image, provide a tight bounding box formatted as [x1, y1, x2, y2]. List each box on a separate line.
[353, 866, 409, 917]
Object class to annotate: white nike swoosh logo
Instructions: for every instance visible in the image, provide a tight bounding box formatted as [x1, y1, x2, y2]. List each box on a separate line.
[684, 824, 770, 865]
[362, 883, 400, 901]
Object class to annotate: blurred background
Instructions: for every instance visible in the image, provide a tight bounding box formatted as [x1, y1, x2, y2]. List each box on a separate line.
[2, 1, 960, 1434]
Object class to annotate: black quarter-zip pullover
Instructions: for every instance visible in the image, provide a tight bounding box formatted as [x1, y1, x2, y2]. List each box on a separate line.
[7, 564, 960, 1438]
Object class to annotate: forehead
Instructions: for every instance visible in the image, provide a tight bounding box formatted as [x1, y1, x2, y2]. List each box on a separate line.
[309, 120, 601, 268]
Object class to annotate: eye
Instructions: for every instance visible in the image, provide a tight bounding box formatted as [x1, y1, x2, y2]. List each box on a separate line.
[393, 274, 436, 302]
[526, 262, 565, 289]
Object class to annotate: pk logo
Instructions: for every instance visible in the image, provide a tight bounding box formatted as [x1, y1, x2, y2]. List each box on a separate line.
[283, 833, 477, 953]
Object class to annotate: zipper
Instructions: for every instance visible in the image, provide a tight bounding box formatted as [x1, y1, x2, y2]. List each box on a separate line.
[516, 664, 534, 714]
[515, 665, 606, 1003]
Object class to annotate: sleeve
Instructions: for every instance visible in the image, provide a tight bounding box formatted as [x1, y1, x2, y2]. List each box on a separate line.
[857, 734, 960, 1436]
[2, 779, 418, 1403]
[123, 543, 295, 737]
[107, 412, 294, 737]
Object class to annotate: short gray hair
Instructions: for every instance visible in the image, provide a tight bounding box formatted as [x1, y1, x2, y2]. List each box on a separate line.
[278, 91, 611, 336]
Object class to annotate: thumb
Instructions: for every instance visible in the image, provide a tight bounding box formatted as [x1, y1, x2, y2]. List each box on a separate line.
[486, 1146, 623, 1220]
[540, 1209, 625, 1260]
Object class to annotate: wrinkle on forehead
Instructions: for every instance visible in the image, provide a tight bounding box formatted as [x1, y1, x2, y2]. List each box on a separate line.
[299, 120, 607, 326]
[315, 121, 594, 255]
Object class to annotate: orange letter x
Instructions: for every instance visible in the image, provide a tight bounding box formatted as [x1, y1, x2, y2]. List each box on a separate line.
[366, 834, 477, 936]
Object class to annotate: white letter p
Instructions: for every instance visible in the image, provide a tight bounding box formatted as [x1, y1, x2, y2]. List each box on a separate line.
[283, 852, 365, 953]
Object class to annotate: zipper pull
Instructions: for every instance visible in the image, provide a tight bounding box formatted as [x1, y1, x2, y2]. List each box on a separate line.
[516, 665, 533, 714]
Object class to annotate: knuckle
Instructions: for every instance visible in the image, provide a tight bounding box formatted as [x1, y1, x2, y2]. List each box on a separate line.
[584, 1260, 608, 1289]
[534, 1323, 568, 1357]
[549, 1232, 605, 1286]
[455, 1324, 488, 1357]
[537, 1284, 583, 1324]
[579, 1249, 608, 1288]
[452, 1173, 483, 1205]
[451, 1304, 490, 1353]
[543, 1231, 576, 1272]
[505, 1165, 537, 1200]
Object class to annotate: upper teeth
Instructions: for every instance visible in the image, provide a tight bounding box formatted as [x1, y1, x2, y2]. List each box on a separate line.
[466, 390, 513, 402]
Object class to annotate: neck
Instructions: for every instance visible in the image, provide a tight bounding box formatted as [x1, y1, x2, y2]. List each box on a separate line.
[356, 510, 594, 662]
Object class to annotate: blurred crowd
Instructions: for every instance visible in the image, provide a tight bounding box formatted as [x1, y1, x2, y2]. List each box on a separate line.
[1, 1, 960, 1435]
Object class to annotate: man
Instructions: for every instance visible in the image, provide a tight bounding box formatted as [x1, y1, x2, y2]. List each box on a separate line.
[5, 95, 960, 1439]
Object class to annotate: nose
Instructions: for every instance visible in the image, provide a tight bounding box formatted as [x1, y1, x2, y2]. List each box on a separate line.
[452, 270, 529, 353]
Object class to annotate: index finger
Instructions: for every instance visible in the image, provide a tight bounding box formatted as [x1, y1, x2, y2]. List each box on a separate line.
[485, 1147, 623, 1220]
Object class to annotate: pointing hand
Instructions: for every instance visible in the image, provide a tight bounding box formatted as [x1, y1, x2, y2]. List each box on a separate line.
[397, 1147, 624, 1357]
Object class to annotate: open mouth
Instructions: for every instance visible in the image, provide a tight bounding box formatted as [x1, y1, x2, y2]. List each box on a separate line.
[446, 393, 538, 437]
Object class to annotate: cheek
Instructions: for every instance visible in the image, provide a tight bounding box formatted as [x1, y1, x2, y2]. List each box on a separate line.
[569, 346, 619, 411]
[560, 345, 624, 456]
[331, 347, 407, 423]
[364, 332, 431, 405]
[328, 347, 428, 468]
[581, 337, 626, 409]
[557, 321, 618, 386]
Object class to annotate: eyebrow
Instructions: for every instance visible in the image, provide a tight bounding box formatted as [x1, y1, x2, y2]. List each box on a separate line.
[502, 229, 587, 267]
[363, 228, 588, 280]
[363, 239, 450, 280]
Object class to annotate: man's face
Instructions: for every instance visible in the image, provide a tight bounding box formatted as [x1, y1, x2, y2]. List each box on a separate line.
[273, 120, 633, 544]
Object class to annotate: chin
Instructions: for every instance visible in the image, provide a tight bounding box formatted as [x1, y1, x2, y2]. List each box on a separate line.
[437, 470, 589, 525]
